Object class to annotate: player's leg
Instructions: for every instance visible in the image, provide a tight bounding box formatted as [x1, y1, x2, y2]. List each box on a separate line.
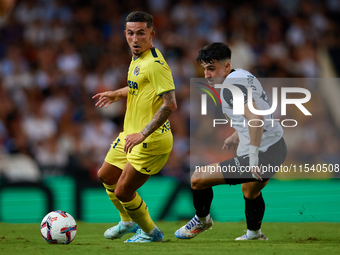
[236, 138, 287, 240]
[99, 133, 140, 239]
[235, 180, 269, 240]
[175, 162, 226, 239]
[97, 162, 123, 217]
[98, 162, 139, 239]
[115, 162, 154, 232]
[175, 155, 265, 239]
[192, 162, 226, 223]
[117, 152, 169, 243]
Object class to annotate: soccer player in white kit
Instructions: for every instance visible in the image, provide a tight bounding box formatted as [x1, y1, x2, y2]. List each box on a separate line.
[175, 42, 286, 240]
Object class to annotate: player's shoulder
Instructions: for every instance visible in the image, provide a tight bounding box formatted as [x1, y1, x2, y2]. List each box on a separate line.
[145, 48, 169, 70]
[224, 68, 257, 89]
[227, 68, 256, 79]
[145, 48, 165, 61]
[221, 69, 256, 106]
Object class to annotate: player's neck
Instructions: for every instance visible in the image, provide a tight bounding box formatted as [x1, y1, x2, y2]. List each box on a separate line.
[132, 44, 154, 59]
[225, 68, 235, 77]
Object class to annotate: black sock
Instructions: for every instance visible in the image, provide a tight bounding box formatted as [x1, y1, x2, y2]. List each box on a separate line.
[192, 187, 213, 218]
[245, 193, 265, 230]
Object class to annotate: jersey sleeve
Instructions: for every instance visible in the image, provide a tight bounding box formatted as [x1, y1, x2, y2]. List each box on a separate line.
[147, 60, 175, 96]
[222, 84, 248, 106]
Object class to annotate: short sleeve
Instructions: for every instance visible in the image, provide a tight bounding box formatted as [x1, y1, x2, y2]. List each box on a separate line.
[147, 60, 175, 96]
[222, 84, 248, 106]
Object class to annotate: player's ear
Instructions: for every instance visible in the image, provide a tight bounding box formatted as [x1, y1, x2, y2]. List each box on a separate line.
[150, 30, 155, 39]
[224, 61, 231, 71]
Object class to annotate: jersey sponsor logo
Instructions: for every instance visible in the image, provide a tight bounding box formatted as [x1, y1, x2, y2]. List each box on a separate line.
[128, 80, 138, 89]
[134, 65, 140, 76]
[128, 80, 139, 96]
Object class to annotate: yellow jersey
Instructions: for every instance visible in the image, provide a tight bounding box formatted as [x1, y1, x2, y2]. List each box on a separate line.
[124, 47, 175, 155]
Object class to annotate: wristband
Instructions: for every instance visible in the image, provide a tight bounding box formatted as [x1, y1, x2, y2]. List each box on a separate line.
[249, 145, 259, 156]
[249, 145, 260, 180]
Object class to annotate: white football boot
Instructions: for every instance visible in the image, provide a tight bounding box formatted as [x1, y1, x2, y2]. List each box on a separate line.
[175, 215, 213, 239]
[235, 231, 268, 240]
[124, 227, 164, 243]
[104, 221, 140, 239]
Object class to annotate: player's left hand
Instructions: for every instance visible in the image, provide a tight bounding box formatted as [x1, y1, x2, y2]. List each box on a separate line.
[124, 132, 146, 153]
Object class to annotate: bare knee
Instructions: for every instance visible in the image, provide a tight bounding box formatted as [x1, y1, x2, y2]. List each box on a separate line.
[97, 167, 108, 183]
[97, 168, 115, 185]
[97, 166, 121, 185]
[191, 177, 208, 190]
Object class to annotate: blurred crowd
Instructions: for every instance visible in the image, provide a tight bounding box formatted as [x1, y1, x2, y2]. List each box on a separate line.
[0, 0, 340, 182]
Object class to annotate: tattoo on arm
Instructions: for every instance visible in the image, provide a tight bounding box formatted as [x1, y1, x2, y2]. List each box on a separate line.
[142, 91, 176, 138]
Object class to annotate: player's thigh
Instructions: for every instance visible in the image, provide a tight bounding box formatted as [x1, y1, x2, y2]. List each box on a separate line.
[127, 151, 170, 175]
[242, 179, 269, 199]
[115, 152, 170, 201]
[191, 162, 227, 190]
[115, 161, 151, 202]
[99, 132, 127, 184]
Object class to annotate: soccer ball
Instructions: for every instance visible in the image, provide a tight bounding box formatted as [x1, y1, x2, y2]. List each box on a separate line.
[40, 210, 77, 244]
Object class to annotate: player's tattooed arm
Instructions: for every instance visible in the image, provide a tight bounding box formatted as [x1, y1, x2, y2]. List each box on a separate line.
[124, 90, 176, 153]
[141, 90, 177, 138]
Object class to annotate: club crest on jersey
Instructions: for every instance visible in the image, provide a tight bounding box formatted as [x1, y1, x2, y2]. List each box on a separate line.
[134, 66, 140, 76]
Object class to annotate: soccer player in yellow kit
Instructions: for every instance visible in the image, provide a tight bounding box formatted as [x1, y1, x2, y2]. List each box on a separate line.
[92, 11, 176, 243]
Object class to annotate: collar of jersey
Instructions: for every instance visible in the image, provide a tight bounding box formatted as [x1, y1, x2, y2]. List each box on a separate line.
[133, 47, 153, 61]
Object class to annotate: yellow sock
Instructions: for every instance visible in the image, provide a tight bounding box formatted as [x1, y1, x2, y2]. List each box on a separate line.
[103, 183, 132, 222]
[121, 192, 155, 233]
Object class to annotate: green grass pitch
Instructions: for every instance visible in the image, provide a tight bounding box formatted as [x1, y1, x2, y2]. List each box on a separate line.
[1, 221, 340, 255]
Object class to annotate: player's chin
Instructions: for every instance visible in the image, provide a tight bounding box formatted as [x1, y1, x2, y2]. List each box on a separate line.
[132, 49, 141, 56]
[207, 80, 215, 86]
[209, 78, 224, 86]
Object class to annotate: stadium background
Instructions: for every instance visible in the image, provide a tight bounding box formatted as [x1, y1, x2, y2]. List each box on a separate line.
[0, 0, 339, 223]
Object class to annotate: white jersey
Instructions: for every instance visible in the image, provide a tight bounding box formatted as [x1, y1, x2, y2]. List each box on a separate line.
[220, 68, 283, 156]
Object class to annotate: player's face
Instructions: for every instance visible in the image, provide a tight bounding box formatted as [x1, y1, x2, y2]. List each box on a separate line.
[201, 61, 230, 86]
[125, 22, 155, 58]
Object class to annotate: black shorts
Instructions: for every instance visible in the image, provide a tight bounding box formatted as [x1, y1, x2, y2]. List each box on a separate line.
[220, 137, 287, 185]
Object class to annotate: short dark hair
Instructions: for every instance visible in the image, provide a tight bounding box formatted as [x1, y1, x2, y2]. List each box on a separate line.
[125, 11, 153, 29]
[196, 42, 231, 65]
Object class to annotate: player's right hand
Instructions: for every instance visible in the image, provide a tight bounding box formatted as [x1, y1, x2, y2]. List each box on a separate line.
[249, 145, 263, 181]
[92, 91, 121, 108]
[222, 136, 239, 151]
